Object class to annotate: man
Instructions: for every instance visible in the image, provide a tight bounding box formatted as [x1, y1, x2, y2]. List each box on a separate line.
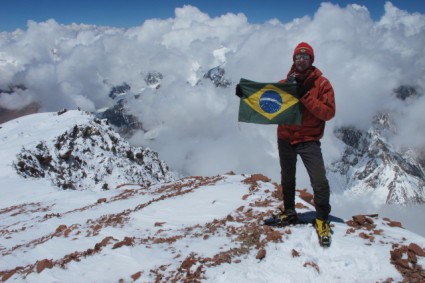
[276, 42, 335, 247]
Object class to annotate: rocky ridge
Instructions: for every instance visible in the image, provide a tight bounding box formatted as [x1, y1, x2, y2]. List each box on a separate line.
[14, 110, 175, 191]
[329, 86, 425, 205]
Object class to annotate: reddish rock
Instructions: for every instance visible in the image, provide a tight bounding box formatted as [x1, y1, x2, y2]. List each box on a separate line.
[394, 258, 411, 269]
[63, 228, 72, 237]
[180, 256, 197, 270]
[346, 215, 376, 230]
[94, 236, 114, 251]
[303, 261, 320, 273]
[256, 248, 266, 260]
[265, 229, 282, 242]
[383, 218, 403, 228]
[226, 214, 235, 222]
[131, 271, 142, 281]
[359, 232, 369, 239]
[387, 221, 403, 228]
[36, 259, 54, 273]
[408, 243, 425, 257]
[297, 189, 314, 204]
[112, 236, 134, 249]
[390, 244, 425, 282]
[55, 225, 67, 234]
[390, 249, 403, 261]
[154, 222, 166, 227]
[292, 249, 300, 257]
[408, 250, 417, 264]
[248, 174, 271, 183]
[1, 270, 17, 282]
[295, 202, 309, 209]
[213, 253, 231, 265]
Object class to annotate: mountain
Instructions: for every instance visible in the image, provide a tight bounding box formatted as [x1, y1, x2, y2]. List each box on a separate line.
[202, 66, 232, 88]
[96, 70, 167, 137]
[0, 85, 39, 124]
[97, 66, 232, 137]
[142, 71, 164, 89]
[328, 110, 425, 205]
[1, 111, 425, 283]
[2, 110, 175, 192]
[0, 102, 39, 125]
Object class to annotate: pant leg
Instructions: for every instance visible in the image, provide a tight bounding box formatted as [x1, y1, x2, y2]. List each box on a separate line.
[278, 139, 297, 210]
[297, 141, 331, 220]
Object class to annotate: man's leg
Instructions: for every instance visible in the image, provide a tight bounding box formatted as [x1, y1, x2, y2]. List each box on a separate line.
[297, 141, 331, 220]
[278, 139, 297, 210]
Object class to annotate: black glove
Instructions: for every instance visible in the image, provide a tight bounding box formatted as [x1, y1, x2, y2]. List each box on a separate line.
[235, 84, 243, 98]
[297, 80, 313, 99]
[297, 88, 308, 99]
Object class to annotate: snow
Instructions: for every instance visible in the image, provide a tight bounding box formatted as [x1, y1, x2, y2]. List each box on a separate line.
[1, 112, 425, 282]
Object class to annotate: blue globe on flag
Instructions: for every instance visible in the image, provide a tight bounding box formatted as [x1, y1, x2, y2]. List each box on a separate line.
[259, 91, 282, 113]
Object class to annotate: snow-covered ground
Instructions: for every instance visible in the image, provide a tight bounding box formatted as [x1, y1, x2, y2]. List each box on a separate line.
[1, 111, 425, 282]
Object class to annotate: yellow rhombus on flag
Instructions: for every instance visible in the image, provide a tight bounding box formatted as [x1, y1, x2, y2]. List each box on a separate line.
[237, 78, 303, 125]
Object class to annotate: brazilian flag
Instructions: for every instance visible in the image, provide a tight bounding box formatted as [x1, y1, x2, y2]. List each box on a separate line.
[238, 78, 302, 125]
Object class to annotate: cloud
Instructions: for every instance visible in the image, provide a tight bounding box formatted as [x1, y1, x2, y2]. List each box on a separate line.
[0, 3, 424, 187]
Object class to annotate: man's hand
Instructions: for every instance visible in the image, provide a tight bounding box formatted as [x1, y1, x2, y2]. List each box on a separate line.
[298, 90, 310, 100]
[235, 84, 243, 98]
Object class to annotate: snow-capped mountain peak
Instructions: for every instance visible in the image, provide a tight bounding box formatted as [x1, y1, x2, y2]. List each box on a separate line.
[329, 110, 425, 205]
[1, 110, 175, 192]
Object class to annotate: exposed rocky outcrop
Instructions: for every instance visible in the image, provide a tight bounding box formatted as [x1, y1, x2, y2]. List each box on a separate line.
[329, 111, 425, 204]
[14, 111, 175, 190]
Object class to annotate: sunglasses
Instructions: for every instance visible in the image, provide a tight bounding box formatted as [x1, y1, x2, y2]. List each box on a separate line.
[294, 54, 311, 60]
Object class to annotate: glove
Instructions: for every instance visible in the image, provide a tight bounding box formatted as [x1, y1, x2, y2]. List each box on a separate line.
[297, 89, 308, 99]
[297, 77, 314, 99]
[235, 84, 243, 98]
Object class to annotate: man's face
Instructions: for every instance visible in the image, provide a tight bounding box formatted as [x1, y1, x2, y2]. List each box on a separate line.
[294, 53, 311, 73]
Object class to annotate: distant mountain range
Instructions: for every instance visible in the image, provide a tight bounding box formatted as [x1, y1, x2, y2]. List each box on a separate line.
[328, 86, 425, 205]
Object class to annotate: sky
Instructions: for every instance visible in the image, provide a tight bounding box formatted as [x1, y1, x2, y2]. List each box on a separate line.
[1, 0, 425, 32]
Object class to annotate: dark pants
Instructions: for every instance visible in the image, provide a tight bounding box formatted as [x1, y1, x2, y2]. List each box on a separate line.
[278, 139, 331, 220]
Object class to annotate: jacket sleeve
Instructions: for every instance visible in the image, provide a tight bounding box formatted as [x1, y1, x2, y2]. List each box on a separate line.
[300, 78, 335, 121]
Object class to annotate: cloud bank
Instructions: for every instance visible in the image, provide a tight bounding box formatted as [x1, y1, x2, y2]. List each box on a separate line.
[1, 2, 424, 187]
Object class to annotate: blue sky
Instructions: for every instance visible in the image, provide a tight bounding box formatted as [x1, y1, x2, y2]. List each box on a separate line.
[1, 0, 425, 32]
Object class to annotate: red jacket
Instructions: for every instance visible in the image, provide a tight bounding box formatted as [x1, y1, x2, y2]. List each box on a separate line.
[277, 65, 335, 144]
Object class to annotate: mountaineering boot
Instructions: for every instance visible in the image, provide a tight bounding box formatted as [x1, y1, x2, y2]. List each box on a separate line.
[314, 218, 332, 247]
[264, 208, 298, 227]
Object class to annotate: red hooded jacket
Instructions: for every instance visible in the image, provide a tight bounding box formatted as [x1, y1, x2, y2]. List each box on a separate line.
[277, 65, 335, 144]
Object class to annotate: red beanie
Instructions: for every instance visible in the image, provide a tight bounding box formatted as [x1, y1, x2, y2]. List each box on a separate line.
[293, 42, 314, 63]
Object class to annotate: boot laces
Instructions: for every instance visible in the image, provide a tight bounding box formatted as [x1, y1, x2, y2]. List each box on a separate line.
[316, 219, 331, 237]
[277, 208, 295, 220]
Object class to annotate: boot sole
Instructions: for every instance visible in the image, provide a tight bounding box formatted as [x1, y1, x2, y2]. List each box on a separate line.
[263, 215, 300, 227]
